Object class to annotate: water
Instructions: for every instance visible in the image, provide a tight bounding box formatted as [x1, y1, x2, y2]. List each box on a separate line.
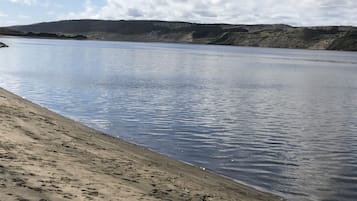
[1, 38, 357, 201]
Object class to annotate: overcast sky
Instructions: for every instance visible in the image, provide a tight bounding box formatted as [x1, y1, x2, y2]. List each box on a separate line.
[0, 0, 356, 27]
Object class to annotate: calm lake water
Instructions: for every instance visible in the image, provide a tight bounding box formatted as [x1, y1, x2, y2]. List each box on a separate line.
[1, 38, 357, 201]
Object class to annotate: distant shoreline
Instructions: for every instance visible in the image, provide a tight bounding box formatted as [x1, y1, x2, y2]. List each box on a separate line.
[1, 19, 357, 51]
[0, 87, 283, 200]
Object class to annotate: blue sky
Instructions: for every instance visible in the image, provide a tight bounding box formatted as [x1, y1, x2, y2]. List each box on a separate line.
[0, 0, 356, 27]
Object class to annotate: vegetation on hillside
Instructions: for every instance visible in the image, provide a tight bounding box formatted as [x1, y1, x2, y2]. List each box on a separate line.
[1, 20, 356, 51]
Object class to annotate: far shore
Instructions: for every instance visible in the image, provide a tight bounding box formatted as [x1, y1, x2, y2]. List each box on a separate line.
[0, 87, 284, 200]
[2, 19, 357, 51]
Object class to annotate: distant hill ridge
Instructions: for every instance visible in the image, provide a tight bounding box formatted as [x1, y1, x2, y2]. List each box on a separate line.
[1, 19, 357, 51]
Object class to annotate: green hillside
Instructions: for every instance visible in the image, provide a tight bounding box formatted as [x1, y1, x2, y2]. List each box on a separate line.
[1, 20, 357, 51]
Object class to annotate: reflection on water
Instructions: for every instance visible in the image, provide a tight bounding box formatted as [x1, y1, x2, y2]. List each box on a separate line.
[1, 38, 357, 201]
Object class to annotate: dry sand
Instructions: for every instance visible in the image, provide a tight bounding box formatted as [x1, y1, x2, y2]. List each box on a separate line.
[0, 87, 283, 201]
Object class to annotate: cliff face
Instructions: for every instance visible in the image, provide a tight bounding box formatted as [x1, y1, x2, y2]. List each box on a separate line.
[2, 20, 357, 51]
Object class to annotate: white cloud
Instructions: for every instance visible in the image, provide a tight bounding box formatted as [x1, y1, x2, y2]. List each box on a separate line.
[63, 0, 357, 26]
[18, 14, 30, 19]
[0, 11, 9, 18]
[46, 11, 55, 16]
[65, 0, 98, 20]
[9, 0, 37, 5]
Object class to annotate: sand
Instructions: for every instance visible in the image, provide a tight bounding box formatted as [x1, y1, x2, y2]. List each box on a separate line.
[0, 87, 283, 201]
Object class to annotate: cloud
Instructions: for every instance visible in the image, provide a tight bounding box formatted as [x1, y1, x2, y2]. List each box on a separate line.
[127, 8, 143, 18]
[46, 11, 55, 16]
[7, 0, 61, 8]
[65, 0, 98, 20]
[18, 14, 30, 19]
[64, 0, 357, 26]
[0, 11, 9, 18]
[9, 0, 37, 5]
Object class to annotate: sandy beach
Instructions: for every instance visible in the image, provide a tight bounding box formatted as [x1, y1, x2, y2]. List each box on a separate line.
[0, 87, 283, 201]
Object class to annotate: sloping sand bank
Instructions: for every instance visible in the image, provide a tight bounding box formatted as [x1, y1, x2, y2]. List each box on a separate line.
[0, 87, 283, 201]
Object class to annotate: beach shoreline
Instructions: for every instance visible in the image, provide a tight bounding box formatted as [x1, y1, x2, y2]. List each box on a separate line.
[0, 87, 283, 201]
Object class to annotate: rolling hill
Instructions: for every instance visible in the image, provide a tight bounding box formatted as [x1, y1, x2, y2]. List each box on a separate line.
[1, 20, 357, 51]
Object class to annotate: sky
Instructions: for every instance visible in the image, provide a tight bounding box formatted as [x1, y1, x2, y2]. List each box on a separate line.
[0, 0, 356, 27]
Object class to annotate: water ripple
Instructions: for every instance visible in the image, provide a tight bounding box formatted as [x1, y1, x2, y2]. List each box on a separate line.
[1, 38, 357, 201]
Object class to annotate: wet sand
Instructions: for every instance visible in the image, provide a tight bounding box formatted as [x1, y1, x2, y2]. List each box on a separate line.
[0, 87, 283, 201]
